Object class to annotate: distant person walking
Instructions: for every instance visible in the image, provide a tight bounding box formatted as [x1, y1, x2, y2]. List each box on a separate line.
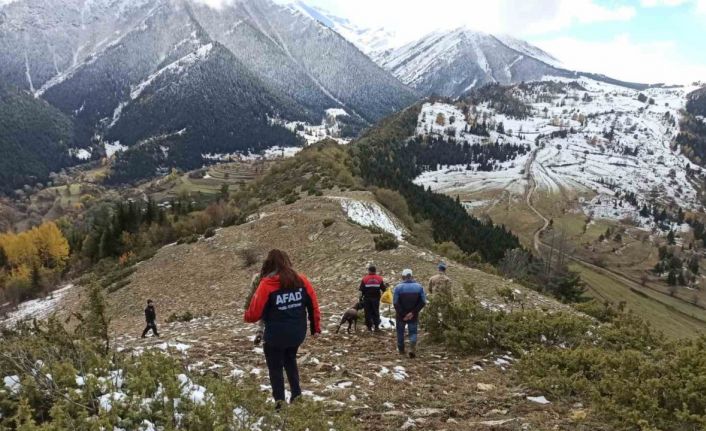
[141, 299, 160, 338]
[428, 262, 452, 301]
[359, 265, 387, 332]
[244, 249, 321, 408]
[393, 269, 426, 358]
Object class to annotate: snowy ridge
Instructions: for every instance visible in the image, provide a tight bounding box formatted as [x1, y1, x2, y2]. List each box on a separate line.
[495, 34, 563, 68]
[284, 1, 396, 54]
[374, 26, 568, 97]
[130, 43, 214, 100]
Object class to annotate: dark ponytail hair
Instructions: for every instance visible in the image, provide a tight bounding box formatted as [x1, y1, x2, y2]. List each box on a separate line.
[260, 249, 303, 290]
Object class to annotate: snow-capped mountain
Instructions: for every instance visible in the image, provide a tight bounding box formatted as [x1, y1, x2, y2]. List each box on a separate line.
[0, 0, 416, 124]
[284, 1, 396, 55]
[0, 0, 417, 182]
[374, 27, 573, 98]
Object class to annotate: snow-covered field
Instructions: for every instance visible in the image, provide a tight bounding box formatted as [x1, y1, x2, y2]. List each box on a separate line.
[414, 77, 704, 223]
[1, 284, 73, 327]
[273, 108, 353, 146]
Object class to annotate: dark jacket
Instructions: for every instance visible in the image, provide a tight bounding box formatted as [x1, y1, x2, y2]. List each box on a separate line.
[144, 305, 156, 323]
[359, 274, 387, 300]
[244, 273, 321, 348]
[393, 280, 426, 321]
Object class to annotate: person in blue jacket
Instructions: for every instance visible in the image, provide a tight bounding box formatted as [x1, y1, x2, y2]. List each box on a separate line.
[393, 269, 427, 358]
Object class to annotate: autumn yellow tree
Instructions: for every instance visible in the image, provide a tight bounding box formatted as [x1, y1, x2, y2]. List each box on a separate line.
[31, 222, 70, 270]
[0, 221, 69, 290]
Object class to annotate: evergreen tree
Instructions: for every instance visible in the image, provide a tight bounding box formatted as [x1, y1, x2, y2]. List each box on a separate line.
[667, 230, 676, 245]
[667, 270, 677, 286]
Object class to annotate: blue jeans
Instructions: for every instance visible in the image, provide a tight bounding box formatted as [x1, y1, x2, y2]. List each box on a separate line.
[396, 319, 418, 350]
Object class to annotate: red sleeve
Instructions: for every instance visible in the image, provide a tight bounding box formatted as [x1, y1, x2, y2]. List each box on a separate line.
[302, 275, 321, 334]
[244, 278, 273, 323]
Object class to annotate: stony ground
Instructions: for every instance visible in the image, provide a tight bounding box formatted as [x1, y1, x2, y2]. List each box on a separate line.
[71, 194, 597, 430]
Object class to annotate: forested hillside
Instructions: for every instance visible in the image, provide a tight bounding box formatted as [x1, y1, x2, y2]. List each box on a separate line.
[676, 86, 706, 165]
[351, 105, 522, 263]
[104, 43, 304, 184]
[0, 86, 76, 194]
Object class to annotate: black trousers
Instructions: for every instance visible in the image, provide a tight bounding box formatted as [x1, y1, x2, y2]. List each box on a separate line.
[363, 298, 381, 329]
[264, 344, 301, 402]
[141, 321, 159, 337]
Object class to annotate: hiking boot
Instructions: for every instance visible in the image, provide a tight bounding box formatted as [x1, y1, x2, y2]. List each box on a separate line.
[373, 326, 381, 333]
[409, 352, 416, 359]
[409, 342, 417, 359]
[275, 400, 285, 411]
[398, 346, 405, 355]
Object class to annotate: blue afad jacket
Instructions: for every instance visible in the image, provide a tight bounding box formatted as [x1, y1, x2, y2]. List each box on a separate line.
[393, 280, 427, 321]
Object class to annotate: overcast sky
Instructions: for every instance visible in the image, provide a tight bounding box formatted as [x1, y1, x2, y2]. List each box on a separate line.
[282, 0, 706, 85]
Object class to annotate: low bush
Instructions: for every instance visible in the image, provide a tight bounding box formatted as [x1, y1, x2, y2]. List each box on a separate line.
[177, 234, 199, 245]
[166, 310, 195, 323]
[373, 233, 399, 251]
[203, 227, 216, 238]
[322, 218, 335, 228]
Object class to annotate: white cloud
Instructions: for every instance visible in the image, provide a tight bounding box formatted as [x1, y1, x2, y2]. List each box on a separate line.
[640, 0, 689, 6]
[534, 34, 706, 84]
[697, 0, 706, 13]
[297, 0, 636, 44]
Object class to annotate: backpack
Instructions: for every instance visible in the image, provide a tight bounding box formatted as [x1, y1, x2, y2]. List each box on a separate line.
[381, 288, 393, 304]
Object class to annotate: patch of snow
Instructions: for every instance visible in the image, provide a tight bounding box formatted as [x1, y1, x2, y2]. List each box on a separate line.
[1, 284, 73, 327]
[69, 148, 92, 160]
[105, 141, 127, 157]
[99, 392, 126, 412]
[333, 197, 407, 240]
[155, 342, 191, 353]
[3, 375, 20, 394]
[527, 395, 551, 404]
[392, 366, 408, 381]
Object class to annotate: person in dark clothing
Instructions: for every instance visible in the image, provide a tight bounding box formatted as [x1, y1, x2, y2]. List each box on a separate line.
[393, 269, 426, 358]
[244, 249, 321, 408]
[141, 299, 160, 338]
[359, 265, 387, 331]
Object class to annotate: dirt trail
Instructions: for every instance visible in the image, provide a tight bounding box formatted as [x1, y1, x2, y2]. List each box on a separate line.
[524, 148, 550, 254]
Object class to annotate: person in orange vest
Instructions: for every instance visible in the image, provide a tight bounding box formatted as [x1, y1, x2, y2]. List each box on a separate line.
[244, 249, 321, 409]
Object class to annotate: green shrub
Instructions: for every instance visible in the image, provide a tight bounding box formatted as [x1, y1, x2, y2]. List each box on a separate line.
[177, 234, 199, 245]
[573, 299, 619, 323]
[283, 194, 299, 205]
[373, 233, 399, 251]
[166, 310, 195, 323]
[107, 278, 131, 293]
[203, 227, 216, 238]
[422, 296, 593, 355]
